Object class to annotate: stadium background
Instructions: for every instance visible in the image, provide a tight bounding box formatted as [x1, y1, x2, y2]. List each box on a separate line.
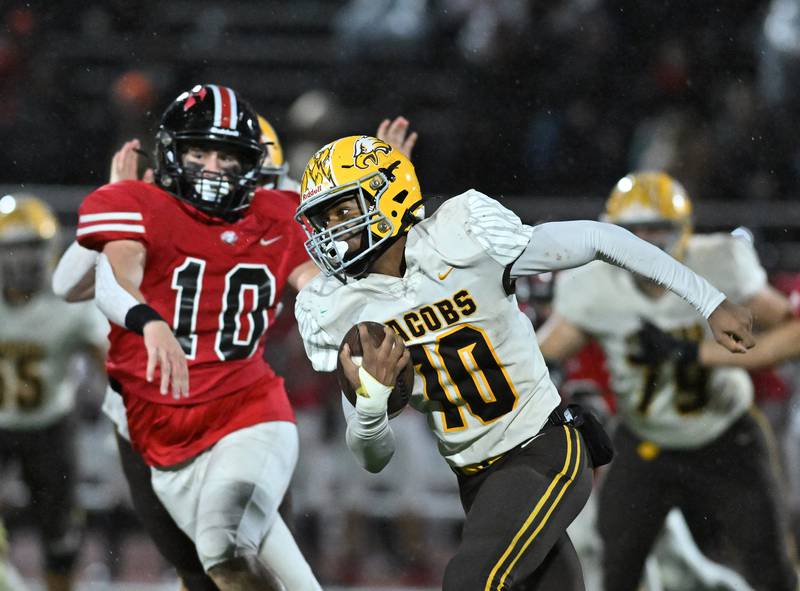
[1, 0, 800, 589]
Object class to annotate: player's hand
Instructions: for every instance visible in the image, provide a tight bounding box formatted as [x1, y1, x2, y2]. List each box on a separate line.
[629, 321, 699, 365]
[376, 117, 418, 159]
[338, 325, 410, 390]
[143, 320, 190, 399]
[110, 139, 155, 184]
[360, 325, 410, 387]
[707, 299, 755, 354]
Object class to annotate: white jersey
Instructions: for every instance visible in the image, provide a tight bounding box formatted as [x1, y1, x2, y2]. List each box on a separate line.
[0, 292, 108, 429]
[553, 233, 765, 448]
[296, 190, 561, 468]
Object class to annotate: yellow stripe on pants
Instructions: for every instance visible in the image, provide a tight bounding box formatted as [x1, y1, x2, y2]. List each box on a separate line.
[483, 425, 581, 591]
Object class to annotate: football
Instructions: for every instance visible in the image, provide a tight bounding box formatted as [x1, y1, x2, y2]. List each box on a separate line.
[336, 321, 414, 418]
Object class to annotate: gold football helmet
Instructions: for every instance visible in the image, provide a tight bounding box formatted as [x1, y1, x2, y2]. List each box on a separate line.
[295, 135, 423, 280]
[0, 194, 59, 299]
[603, 171, 693, 259]
[257, 115, 289, 189]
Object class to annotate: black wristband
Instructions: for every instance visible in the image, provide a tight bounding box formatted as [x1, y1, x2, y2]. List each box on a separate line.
[125, 304, 165, 335]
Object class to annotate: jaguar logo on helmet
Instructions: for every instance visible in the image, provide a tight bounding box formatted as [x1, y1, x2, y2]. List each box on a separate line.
[353, 137, 391, 169]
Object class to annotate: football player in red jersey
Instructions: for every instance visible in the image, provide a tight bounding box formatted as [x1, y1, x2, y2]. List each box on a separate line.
[55, 110, 418, 590]
[75, 84, 320, 591]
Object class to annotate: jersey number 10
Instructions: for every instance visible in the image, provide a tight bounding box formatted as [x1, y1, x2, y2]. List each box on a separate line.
[409, 324, 519, 431]
[171, 258, 275, 361]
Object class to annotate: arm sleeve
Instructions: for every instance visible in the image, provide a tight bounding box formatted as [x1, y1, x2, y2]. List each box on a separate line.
[51, 241, 98, 298]
[342, 396, 396, 473]
[74, 303, 110, 349]
[94, 253, 142, 328]
[512, 220, 726, 318]
[76, 182, 148, 251]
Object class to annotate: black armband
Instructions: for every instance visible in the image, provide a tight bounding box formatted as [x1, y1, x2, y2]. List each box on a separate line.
[125, 304, 165, 335]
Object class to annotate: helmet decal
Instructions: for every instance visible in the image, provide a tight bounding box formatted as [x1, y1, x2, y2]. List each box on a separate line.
[182, 86, 208, 112]
[353, 137, 391, 169]
[207, 84, 238, 131]
[301, 146, 335, 200]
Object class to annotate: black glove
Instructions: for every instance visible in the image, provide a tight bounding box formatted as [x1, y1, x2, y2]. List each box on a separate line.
[629, 321, 699, 365]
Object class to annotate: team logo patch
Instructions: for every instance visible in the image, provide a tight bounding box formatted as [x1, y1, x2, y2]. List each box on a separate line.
[220, 230, 238, 244]
[183, 86, 208, 111]
[353, 136, 391, 169]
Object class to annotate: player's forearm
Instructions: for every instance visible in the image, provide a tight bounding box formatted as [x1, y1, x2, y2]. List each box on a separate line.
[287, 260, 319, 292]
[344, 400, 396, 473]
[95, 252, 157, 331]
[699, 320, 800, 369]
[513, 221, 724, 318]
[52, 241, 99, 302]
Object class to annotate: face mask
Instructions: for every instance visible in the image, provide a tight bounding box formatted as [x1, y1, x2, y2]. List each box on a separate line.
[193, 175, 232, 203]
[0, 243, 48, 298]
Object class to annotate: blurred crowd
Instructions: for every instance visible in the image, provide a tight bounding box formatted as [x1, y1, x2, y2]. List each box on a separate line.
[2, 0, 800, 201]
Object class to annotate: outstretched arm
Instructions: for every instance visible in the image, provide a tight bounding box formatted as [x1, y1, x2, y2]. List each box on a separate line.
[96, 241, 189, 398]
[699, 319, 800, 369]
[538, 312, 591, 362]
[511, 220, 754, 353]
[52, 241, 98, 302]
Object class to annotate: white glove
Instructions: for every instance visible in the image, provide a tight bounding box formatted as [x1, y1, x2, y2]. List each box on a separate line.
[355, 366, 392, 416]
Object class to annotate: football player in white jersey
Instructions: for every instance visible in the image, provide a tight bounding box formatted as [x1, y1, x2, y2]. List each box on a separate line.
[293, 138, 754, 589]
[538, 172, 798, 591]
[0, 195, 108, 591]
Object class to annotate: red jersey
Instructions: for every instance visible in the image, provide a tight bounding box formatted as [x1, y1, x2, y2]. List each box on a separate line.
[77, 180, 308, 465]
[562, 341, 617, 414]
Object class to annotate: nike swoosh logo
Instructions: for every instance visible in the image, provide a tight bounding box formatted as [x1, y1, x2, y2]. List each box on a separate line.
[521, 432, 546, 448]
[438, 266, 454, 281]
[260, 236, 282, 246]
